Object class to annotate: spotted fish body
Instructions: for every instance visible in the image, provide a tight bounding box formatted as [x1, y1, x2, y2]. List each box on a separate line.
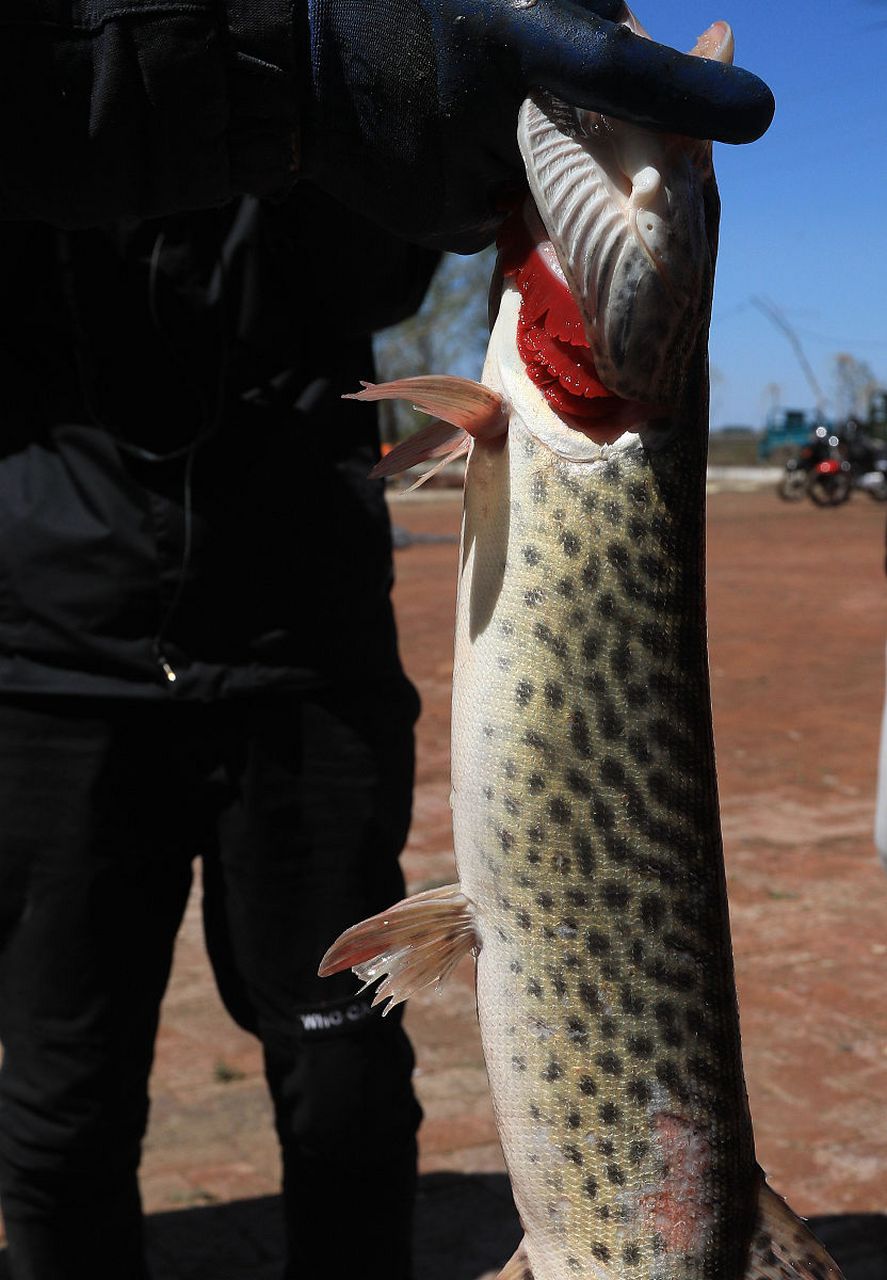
[322, 13, 844, 1280]
[452, 287, 755, 1280]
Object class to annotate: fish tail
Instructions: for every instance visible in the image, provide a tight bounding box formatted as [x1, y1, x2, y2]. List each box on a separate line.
[747, 1178, 844, 1280]
[318, 884, 478, 1015]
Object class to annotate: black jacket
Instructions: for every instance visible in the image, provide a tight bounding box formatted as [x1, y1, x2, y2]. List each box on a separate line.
[0, 2, 440, 701]
[1, 1, 304, 227]
[0, 189, 438, 700]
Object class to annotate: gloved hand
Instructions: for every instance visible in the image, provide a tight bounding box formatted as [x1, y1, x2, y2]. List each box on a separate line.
[301, 0, 774, 252]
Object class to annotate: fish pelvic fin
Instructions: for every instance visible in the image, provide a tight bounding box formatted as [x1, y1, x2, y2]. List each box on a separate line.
[317, 884, 478, 1016]
[345, 376, 507, 439]
[747, 1178, 845, 1280]
[497, 1237, 533, 1280]
[368, 418, 471, 484]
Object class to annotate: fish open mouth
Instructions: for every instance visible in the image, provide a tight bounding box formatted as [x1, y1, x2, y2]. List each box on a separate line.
[506, 13, 735, 440]
[496, 199, 659, 445]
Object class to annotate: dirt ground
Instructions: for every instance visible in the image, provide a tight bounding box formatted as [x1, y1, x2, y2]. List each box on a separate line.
[21, 485, 882, 1280]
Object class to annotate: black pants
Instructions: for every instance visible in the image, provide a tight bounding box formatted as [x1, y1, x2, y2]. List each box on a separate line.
[0, 686, 422, 1280]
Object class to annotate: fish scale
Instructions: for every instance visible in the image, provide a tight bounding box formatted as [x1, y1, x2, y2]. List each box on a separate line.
[453, 408, 756, 1280]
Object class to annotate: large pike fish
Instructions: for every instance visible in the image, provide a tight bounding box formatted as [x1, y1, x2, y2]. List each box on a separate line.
[321, 12, 843, 1280]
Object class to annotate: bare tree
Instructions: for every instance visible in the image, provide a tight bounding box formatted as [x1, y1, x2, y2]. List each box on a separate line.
[833, 352, 877, 421]
[760, 381, 782, 416]
[374, 247, 496, 440]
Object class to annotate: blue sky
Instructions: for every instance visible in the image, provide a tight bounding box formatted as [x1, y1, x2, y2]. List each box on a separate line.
[651, 0, 887, 426]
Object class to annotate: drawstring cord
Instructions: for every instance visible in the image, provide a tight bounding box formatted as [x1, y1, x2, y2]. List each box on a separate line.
[56, 226, 229, 683]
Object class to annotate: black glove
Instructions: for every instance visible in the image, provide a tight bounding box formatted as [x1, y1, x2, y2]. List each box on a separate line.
[301, 0, 774, 252]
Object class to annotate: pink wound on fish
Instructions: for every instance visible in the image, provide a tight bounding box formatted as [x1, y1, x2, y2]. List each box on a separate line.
[639, 1113, 714, 1254]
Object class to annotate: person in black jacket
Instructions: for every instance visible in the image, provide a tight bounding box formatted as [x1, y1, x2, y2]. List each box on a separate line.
[0, 4, 773, 1278]
[0, 193, 436, 1280]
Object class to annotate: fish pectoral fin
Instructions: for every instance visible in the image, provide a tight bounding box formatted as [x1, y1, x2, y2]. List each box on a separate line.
[317, 883, 478, 1015]
[496, 1238, 534, 1280]
[344, 376, 507, 439]
[401, 439, 473, 492]
[368, 418, 471, 482]
[746, 1177, 844, 1280]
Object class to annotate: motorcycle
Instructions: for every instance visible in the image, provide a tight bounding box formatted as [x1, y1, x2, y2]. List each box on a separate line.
[842, 421, 887, 502]
[807, 455, 852, 507]
[777, 425, 837, 502]
[855, 460, 887, 500]
[782, 422, 887, 506]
